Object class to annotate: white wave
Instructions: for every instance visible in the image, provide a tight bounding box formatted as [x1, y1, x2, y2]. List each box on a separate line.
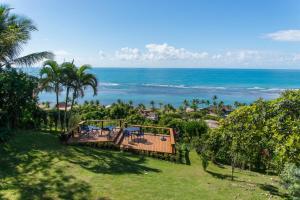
[142, 83, 226, 90]
[101, 82, 120, 86]
[247, 86, 265, 90]
[261, 88, 295, 92]
[143, 83, 187, 88]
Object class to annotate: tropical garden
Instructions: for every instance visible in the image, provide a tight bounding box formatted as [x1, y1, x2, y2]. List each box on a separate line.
[0, 4, 299, 200]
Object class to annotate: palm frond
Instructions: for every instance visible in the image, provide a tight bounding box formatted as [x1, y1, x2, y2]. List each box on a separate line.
[12, 51, 54, 66]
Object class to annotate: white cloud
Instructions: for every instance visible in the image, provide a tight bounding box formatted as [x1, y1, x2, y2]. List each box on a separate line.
[265, 30, 300, 41]
[115, 47, 141, 60]
[144, 43, 208, 60]
[114, 43, 208, 61]
[45, 44, 300, 68]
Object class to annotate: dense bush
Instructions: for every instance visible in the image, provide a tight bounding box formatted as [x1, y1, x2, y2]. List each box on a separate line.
[0, 69, 41, 129]
[198, 90, 300, 174]
[280, 163, 300, 199]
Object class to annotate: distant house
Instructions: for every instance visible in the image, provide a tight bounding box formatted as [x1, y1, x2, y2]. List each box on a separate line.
[56, 102, 71, 111]
[204, 119, 219, 129]
[185, 107, 194, 113]
[221, 106, 233, 117]
[140, 109, 159, 121]
[206, 105, 233, 117]
[38, 104, 50, 111]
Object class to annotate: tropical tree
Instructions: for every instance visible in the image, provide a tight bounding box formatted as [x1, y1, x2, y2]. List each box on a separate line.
[191, 99, 200, 111]
[60, 62, 77, 130]
[137, 103, 146, 111]
[182, 99, 190, 110]
[68, 64, 97, 129]
[163, 104, 176, 113]
[159, 102, 164, 110]
[0, 69, 39, 128]
[150, 100, 155, 110]
[0, 5, 53, 69]
[40, 60, 63, 130]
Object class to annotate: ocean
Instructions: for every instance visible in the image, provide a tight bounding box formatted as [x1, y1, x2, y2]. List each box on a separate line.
[26, 68, 300, 107]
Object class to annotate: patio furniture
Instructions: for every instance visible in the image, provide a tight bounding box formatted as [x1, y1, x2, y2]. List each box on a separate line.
[101, 125, 117, 138]
[123, 127, 143, 141]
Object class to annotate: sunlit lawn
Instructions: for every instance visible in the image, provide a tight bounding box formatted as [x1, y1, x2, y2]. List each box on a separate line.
[0, 131, 287, 200]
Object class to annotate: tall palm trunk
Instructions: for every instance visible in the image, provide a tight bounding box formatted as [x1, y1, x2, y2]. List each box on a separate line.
[64, 87, 70, 131]
[55, 86, 60, 131]
[68, 91, 76, 128]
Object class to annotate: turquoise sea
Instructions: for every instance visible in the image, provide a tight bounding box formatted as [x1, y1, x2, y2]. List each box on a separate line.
[27, 68, 300, 107]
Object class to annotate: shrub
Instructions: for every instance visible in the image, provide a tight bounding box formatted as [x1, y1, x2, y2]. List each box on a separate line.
[0, 128, 11, 143]
[280, 163, 300, 199]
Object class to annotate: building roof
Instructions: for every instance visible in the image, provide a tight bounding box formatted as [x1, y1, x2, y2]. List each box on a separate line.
[204, 119, 219, 129]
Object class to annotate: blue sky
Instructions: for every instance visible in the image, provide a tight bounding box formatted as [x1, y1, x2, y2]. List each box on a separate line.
[6, 0, 300, 68]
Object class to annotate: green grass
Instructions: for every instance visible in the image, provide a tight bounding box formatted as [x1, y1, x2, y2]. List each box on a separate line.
[0, 131, 287, 200]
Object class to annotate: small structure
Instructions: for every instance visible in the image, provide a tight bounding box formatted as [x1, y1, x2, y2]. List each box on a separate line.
[56, 102, 71, 111]
[206, 105, 233, 117]
[185, 107, 194, 113]
[205, 119, 219, 129]
[221, 106, 233, 117]
[140, 109, 159, 121]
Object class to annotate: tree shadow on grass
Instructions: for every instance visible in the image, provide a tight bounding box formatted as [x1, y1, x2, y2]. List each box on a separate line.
[258, 184, 289, 199]
[0, 131, 161, 199]
[65, 146, 161, 174]
[206, 170, 236, 180]
[0, 132, 92, 199]
[206, 169, 288, 199]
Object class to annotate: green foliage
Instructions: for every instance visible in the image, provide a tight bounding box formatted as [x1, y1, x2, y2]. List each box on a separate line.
[0, 127, 11, 142]
[0, 131, 286, 200]
[280, 163, 300, 199]
[201, 154, 209, 171]
[0, 5, 53, 68]
[203, 90, 300, 173]
[0, 69, 41, 129]
[183, 120, 208, 143]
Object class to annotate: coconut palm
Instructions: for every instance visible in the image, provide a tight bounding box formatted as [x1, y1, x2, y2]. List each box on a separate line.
[40, 60, 63, 130]
[159, 102, 164, 110]
[68, 64, 97, 129]
[137, 103, 146, 111]
[150, 100, 155, 110]
[183, 99, 190, 110]
[60, 62, 77, 130]
[0, 5, 53, 68]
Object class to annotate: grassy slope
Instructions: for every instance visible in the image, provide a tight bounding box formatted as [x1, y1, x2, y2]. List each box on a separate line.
[0, 131, 287, 200]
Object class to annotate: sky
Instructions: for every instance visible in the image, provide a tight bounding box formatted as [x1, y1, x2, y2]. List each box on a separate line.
[4, 0, 300, 68]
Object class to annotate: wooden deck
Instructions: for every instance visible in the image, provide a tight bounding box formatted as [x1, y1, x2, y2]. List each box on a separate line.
[68, 121, 176, 154]
[120, 133, 173, 153]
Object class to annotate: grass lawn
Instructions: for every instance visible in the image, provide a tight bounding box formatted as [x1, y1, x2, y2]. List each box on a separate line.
[0, 131, 287, 200]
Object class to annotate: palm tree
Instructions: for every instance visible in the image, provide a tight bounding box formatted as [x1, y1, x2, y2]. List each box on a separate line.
[137, 103, 145, 111]
[40, 60, 63, 130]
[0, 5, 53, 68]
[68, 64, 97, 129]
[128, 100, 133, 106]
[60, 61, 77, 131]
[163, 104, 175, 113]
[159, 102, 164, 110]
[150, 100, 155, 110]
[191, 98, 200, 111]
[205, 100, 210, 107]
[182, 99, 190, 110]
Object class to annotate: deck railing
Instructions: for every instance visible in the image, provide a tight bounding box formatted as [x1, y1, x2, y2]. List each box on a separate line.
[80, 119, 124, 128]
[73, 120, 177, 154]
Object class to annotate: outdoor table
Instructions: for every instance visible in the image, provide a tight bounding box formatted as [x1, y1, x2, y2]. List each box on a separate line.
[103, 126, 117, 137]
[124, 127, 143, 140]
